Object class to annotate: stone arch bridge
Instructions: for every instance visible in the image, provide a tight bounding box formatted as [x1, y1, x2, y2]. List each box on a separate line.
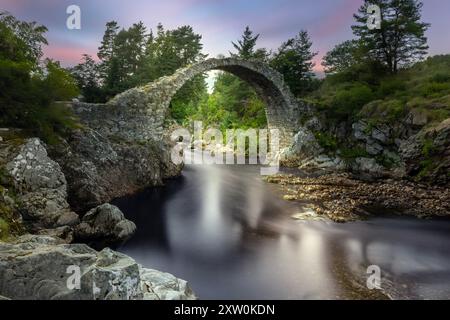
[73, 58, 304, 149]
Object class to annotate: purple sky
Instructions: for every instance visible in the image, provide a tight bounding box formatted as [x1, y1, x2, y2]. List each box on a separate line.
[2, 0, 450, 72]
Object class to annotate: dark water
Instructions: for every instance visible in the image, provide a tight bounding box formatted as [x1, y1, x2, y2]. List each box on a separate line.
[115, 165, 450, 300]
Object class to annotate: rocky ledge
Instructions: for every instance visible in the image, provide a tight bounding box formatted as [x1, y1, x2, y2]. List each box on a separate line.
[266, 173, 450, 222]
[50, 127, 182, 213]
[0, 134, 195, 300]
[0, 235, 195, 300]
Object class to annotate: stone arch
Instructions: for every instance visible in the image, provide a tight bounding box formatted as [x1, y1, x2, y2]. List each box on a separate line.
[76, 58, 303, 149]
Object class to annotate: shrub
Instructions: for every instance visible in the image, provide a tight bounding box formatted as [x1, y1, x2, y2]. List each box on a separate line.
[378, 79, 406, 97]
[418, 82, 450, 98]
[314, 132, 338, 152]
[330, 83, 374, 120]
[339, 147, 369, 162]
[431, 72, 450, 84]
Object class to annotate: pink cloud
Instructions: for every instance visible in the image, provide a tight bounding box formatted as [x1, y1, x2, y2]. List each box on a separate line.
[43, 44, 98, 67]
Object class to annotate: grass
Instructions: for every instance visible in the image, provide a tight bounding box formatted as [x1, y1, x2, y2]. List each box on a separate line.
[0, 217, 9, 241]
[308, 55, 450, 127]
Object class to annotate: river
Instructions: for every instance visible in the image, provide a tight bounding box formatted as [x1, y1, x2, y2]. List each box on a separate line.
[114, 164, 450, 300]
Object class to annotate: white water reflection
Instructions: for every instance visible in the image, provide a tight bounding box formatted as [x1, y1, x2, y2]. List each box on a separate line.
[115, 165, 450, 299]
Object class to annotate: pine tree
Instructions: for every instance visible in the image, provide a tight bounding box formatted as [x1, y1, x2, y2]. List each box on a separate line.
[352, 0, 429, 73]
[270, 30, 318, 96]
[71, 54, 104, 102]
[231, 26, 260, 59]
[98, 21, 119, 63]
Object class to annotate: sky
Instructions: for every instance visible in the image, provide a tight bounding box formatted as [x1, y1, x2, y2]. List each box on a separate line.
[2, 0, 450, 74]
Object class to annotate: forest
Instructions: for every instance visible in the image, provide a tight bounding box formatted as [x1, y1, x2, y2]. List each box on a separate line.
[1, 0, 449, 142]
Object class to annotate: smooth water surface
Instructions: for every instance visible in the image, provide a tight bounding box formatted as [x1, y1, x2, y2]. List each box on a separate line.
[115, 165, 450, 299]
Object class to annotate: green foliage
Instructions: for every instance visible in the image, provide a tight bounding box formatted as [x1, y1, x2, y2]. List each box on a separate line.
[30, 103, 82, 145]
[270, 30, 318, 96]
[76, 21, 208, 109]
[422, 138, 437, 158]
[322, 40, 361, 74]
[41, 59, 79, 101]
[0, 217, 9, 241]
[378, 79, 407, 97]
[314, 132, 338, 152]
[0, 11, 48, 65]
[418, 82, 450, 99]
[312, 54, 450, 127]
[0, 13, 80, 144]
[188, 72, 268, 130]
[329, 84, 375, 120]
[231, 26, 261, 60]
[70, 54, 105, 102]
[340, 147, 369, 163]
[185, 26, 269, 130]
[352, 0, 429, 73]
[0, 184, 24, 241]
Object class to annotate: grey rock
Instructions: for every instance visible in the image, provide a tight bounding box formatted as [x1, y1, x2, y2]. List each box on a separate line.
[352, 121, 370, 142]
[405, 108, 428, 127]
[6, 138, 66, 193]
[372, 128, 388, 143]
[353, 157, 385, 176]
[304, 116, 323, 131]
[75, 204, 136, 243]
[56, 211, 80, 227]
[37, 226, 74, 244]
[4, 138, 79, 230]
[54, 128, 182, 212]
[0, 235, 196, 300]
[299, 155, 346, 171]
[287, 126, 323, 159]
[366, 140, 384, 156]
[400, 118, 450, 185]
[140, 269, 196, 300]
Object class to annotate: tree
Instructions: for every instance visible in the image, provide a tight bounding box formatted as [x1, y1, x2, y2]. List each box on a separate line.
[270, 30, 318, 96]
[199, 26, 269, 128]
[322, 40, 361, 74]
[71, 54, 104, 102]
[99, 21, 148, 96]
[0, 13, 79, 143]
[98, 21, 119, 67]
[231, 26, 259, 59]
[42, 59, 79, 101]
[0, 11, 48, 65]
[352, 0, 429, 73]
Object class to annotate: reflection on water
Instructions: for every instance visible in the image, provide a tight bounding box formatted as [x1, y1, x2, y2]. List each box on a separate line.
[114, 165, 450, 299]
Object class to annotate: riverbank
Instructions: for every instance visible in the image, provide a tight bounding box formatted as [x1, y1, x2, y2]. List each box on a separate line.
[266, 172, 450, 222]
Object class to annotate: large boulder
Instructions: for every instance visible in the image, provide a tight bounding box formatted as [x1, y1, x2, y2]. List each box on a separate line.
[6, 138, 66, 192]
[140, 269, 196, 300]
[282, 126, 323, 166]
[53, 129, 181, 212]
[400, 118, 450, 186]
[4, 139, 79, 230]
[75, 204, 136, 244]
[0, 235, 196, 300]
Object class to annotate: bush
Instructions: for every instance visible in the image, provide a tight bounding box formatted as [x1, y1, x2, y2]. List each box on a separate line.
[378, 79, 406, 97]
[330, 83, 374, 120]
[314, 132, 338, 152]
[418, 82, 450, 98]
[431, 72, 450, 84]
[339, 147, 369, 162]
